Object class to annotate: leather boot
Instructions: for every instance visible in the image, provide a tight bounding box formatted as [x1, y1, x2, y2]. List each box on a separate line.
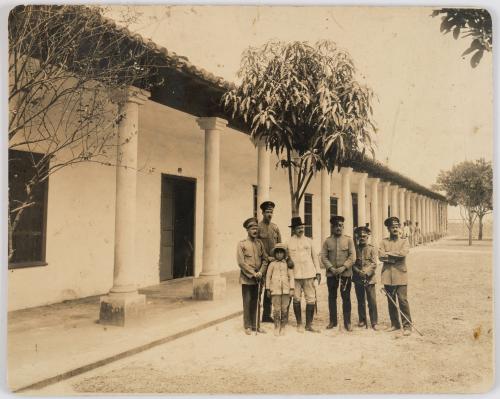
[305, 304, 320, 333]
[273, 311, 281, 336]
[293, 301, 304, 333]
[280, 311, 287, 336]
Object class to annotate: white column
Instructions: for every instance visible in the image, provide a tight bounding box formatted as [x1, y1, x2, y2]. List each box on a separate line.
[381, 182, 390, 222]
[410, 192, 417, 224]
[357, 173, 368, 228]
[405, 191, 411, 223]
[256, 140, 270, 208]
[341, 167, 353, 235]
[425, 197, 430, 242]
[321, 169, 331, 244]
[193, 117, 228, 300]
[369, 178, 380, 247]
[418, 196, 424, 242]
[399, 188, 406, 222]
[391, 184, 399, 218]
[100, 87, 149, 326]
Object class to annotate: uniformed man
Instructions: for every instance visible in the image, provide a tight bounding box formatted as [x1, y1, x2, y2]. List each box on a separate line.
[353, 226, 379, 330]
[236, 217, 269, 335]
[321, 215, 356, 331]
[257, 201, 282, 323]
[286, 217, 321, 333]
[379, 216, 412, 336]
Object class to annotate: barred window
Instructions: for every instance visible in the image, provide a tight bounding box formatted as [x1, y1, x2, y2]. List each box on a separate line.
[9, 150, 49, 268]
[304, 193, 313, 238]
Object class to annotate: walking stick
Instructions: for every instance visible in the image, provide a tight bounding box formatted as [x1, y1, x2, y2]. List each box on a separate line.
[380, 287, 423, 336]
[255, 281, 262, 335]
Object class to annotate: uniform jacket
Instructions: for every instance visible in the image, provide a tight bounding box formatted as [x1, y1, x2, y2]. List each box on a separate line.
[236, 238, 269, 285]
[258, 221, 282, 257]
[286, 235, 320, 279]
[378, 237, 410, 285]
[265, 260, 295, 295]
[320, 235, 356, 277]
[352, 243, 378, 285]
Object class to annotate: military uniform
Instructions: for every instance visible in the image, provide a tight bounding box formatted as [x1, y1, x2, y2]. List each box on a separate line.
[352, 243, 378, 328]
[236, 237, 268, 331]
[258, 220, 282, 321]
[321, 234, 356, 328]
[378, 236, 411, 330]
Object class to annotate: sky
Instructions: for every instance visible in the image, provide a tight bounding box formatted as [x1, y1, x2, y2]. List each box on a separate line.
[106, 5, 493, 192]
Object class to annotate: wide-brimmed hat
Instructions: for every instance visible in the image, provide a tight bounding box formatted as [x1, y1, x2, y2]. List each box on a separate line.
[259, 201, 275, 211]
[289, 216, 306, 228]
[384, 216, 400, 227]
[270, 243, 288, 257]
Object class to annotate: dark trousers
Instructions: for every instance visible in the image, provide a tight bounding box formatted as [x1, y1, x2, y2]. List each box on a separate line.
[354, 282, 378, 326]
[384, 285, 412, 329]
[242, 284, 259, 329]
[262, 288, 272, 319]
[327, 276, 351, 327]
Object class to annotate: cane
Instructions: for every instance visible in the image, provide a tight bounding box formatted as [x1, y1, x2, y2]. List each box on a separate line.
[380, 287, 423, 336]
[255, 281, 262, 336]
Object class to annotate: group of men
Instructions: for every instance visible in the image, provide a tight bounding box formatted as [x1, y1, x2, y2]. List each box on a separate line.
[236, 201, 413, 336]
[401, 220, 422, 247]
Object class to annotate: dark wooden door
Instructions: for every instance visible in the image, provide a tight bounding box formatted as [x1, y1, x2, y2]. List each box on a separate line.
[160, 177, 175, 281]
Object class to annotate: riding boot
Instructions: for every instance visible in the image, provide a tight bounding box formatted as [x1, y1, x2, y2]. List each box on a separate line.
[293, 301, 303, 333]
[273, 310, 281, 336]
[305, 304, 320, 333]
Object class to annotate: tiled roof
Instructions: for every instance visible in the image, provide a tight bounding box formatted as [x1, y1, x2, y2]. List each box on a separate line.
[101, 16, 235, 91]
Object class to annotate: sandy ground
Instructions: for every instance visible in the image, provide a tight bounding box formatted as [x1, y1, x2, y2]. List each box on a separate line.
[32, 238, 493, 394]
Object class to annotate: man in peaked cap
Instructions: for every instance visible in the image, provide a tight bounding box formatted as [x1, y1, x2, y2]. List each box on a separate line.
[237, 217, 269, 335]
[379, 216, 412, 336]
[353, 226, 379, 330]
[321, 215, 356, 331]
[257, 201, 282, 323]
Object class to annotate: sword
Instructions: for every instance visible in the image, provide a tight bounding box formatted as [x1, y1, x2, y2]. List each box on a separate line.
[380, 287, 423, 336]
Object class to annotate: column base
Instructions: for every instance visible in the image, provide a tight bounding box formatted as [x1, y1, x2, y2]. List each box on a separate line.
[99, 292, 146, 327]
[193, 275, 226, 300]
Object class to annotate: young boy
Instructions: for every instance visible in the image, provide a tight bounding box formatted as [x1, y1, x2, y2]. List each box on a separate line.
[265, 243, 294, 336]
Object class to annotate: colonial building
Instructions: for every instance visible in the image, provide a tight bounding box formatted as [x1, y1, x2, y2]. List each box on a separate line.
[8, 14, 447, 320]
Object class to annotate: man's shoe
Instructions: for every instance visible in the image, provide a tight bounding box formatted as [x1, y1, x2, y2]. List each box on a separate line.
[372, 324, 380, 331]
[403, 328, 412, 336]
[297, 323, 305, 333]
[244, 328, 252, 335]
[357, 322, 367, 328]
[256, 327, 267, 334]
[262, 315, 274, 323]
[387, 326, 401, 332]
[326, 322, 337, 329]
[345, 323, 353, 332]
[305, 325, 321, 333]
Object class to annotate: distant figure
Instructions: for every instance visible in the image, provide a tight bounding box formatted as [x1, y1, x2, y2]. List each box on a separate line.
[414, 222, 422, 246]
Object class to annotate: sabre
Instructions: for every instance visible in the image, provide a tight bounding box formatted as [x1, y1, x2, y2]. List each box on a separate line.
[380, 287, 423, 336]
[256, 281, 262, 335]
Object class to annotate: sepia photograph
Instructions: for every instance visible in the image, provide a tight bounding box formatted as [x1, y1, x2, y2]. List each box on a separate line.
[3, 2, 494, 395]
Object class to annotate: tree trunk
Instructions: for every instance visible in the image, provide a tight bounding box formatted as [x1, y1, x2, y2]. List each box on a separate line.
[478, 215, 484, 240]
[468, 225, 473, 246]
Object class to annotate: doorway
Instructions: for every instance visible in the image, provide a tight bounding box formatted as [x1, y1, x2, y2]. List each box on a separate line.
[160, 175, 196, 281]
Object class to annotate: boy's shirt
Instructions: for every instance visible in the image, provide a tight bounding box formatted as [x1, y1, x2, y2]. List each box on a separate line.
[265, 259, 294, 295]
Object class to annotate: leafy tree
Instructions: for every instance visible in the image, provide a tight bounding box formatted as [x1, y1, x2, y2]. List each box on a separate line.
[432, 8, 492, 67]
[223, 40, 376, 216]
[8, 5, 162, 261]
[471, 159, 493, 240]
[434, 159, 492, 245]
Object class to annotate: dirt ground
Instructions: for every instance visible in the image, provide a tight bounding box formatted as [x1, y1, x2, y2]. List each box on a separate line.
[34, 238, 493, 394]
